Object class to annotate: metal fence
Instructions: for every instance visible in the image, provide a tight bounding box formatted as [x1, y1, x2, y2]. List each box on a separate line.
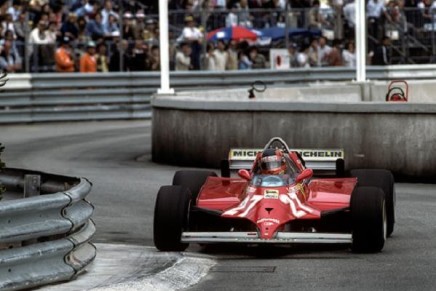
[2, 65, 436, 124]
[0, 168, 95, 291]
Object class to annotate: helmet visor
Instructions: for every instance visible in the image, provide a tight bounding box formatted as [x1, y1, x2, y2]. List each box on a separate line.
[261, 156, 282, 171]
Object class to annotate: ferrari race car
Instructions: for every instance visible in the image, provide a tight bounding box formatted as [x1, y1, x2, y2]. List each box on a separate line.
[153, 137, 395, 253]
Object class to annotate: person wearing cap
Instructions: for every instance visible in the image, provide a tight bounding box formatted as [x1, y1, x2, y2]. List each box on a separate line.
[177, 15, 203, 70]
[55, 36, 75, 72]
[80, 41, 97, 72]
[122, 11, 136, 40]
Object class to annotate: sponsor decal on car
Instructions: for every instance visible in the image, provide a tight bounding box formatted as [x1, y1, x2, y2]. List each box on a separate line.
[229, 148, 344, 161]
[257, 218, 280, 225]
[264, 189, 279, 199]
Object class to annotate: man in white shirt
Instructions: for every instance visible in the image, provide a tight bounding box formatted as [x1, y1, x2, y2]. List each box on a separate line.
[367, 0, 389, 48]
[317, 36, 332, 67]
[213, 40, 228, 71]
[175, 42, 192, 71]
[177, 15, 203, 70]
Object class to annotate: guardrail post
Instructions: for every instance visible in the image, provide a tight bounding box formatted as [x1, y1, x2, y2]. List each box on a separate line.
[24, 174, 41, 197]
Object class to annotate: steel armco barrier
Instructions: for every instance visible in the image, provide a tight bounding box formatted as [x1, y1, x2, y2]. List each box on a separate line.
[0, 168, 95, 291]
[2, 65, 436, 124]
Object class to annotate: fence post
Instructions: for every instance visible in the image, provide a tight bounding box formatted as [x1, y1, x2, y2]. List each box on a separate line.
[24, 175, 41, 198]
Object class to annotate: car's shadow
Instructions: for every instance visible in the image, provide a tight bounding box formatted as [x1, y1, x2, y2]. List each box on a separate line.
[189, 243, 353, 259]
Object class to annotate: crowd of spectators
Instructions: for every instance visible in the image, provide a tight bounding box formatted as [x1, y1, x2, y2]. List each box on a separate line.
[0, 0, 435, 73]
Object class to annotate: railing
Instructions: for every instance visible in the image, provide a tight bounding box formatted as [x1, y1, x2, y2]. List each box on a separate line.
[0, 168, 95, 291]
[2, 65, 436, 124]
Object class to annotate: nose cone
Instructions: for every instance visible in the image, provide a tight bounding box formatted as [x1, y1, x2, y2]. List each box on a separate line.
[256, 199, 286, 239]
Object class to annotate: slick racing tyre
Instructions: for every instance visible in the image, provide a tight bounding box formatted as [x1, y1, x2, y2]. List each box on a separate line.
[173, 170, 217, 206]
[351, 169, 395, 237]
[153, 185, 191, 251]
[351, 186, 387, 253]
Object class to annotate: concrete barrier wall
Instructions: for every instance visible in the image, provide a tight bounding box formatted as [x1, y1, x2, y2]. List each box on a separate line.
[152, 96, 436, 177]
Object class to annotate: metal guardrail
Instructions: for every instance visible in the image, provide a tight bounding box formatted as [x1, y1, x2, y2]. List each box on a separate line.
[0, 168, 95, 291]
[1, 65, 436, 124]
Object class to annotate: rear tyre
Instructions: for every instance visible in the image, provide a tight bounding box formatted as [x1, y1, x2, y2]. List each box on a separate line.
[172, 170, 217, 206]
[153, 185, 191, 251]
[351, 186, 387, 253]
[351, 169, 395, 237]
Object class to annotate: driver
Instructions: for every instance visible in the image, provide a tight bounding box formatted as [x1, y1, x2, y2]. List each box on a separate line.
[260, 148, 287, 175]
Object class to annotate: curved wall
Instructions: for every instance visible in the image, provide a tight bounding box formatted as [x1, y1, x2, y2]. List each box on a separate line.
[152, 85, 436, 177]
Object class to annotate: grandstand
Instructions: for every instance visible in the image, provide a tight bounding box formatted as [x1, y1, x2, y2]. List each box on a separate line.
[0, 0, 434, 73]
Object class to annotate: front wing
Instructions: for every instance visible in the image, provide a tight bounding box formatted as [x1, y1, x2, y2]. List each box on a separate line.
[181, 231, 352, 244]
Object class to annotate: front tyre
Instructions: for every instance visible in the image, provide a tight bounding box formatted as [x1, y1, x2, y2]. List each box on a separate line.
[172, 170, 217, 206]
[351, 186, 387, 253]
[153, 185, 191, 251]
[351, 169, 395, 237]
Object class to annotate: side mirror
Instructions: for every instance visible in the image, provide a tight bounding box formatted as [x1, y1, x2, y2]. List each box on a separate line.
[296, 168, 313, 183]
[238, 169, 251, 181]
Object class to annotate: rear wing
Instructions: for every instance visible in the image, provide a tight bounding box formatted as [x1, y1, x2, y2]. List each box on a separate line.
[225, 148, 344, 176]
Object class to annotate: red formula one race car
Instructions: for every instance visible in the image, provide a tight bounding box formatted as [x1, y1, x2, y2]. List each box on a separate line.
[154, 137, 395, 253]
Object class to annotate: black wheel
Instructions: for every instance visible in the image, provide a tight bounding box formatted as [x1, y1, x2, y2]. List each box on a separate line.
[153, 185, 191, 251]
[351, 186, 387, 253]
[172, 170, 217, 206]
[351, 169, 395, 237]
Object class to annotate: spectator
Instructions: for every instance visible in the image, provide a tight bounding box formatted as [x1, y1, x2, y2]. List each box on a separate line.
[96, 42, 109, 72]
[239, 0, 253, 27]
[80, 40, 96, 72]
[226, 40, 238, 70]
[86, 12, 105, 40]
[61, 12, 79, 40]
[109, 38, 129, 71]
[202, 43, 217, 70]
[2, 13, 16, 39]
[225, 4, 238, 27]
[343, 0, 355, 39]
[76, 16, 90, 43]
[134, 10, 146, 40]
[367, 0, 390, 49]
[318, 36, 331, 66]
[101, 0, 118, 30]
[417, 0, 436, 28]
[248, 46, 266, 69]
[326, 38, 343, 66]
[177, 15, 203, 70]
[308, 0, 328, 29]
[175, 42, 192, 71]
[296, 44, 310, 67]
[74, 0, 93, 18]
[105, 14, 120, 37]
[342, 40, 356, 67]
[28, 20, 49, 57]
[238, 50, 252, 70]
[0, 39, 22, 72]
[372, 36, 391, 65]
[148, 44, 160, 71]
[129, 39, 148, 71]
[143, 18, 157, 44]
[288, 42, 299, 67]
[55, 36, 75, 72]
[307, 37, 319, 67]
[8, 0, 22, 22]
[122, 12, 136, 40]
[13, 11, 27, 42]
[213, 39, 228, 71]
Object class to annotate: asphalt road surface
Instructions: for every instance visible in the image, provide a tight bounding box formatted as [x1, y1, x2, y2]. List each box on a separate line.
[1, 120, 436, 290]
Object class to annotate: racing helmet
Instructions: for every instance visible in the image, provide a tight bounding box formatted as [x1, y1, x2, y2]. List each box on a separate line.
[260, 149, 286, 174]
